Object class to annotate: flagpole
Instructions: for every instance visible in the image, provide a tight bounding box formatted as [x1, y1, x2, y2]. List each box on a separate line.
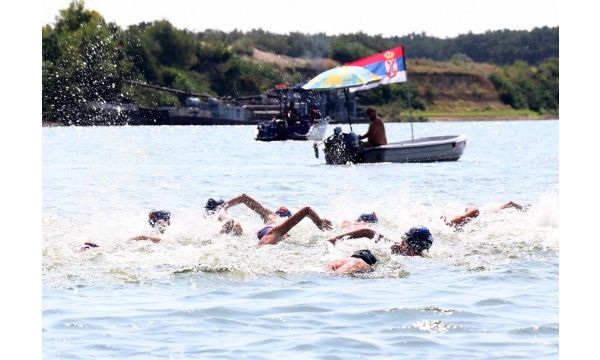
[402, 44, 414, 141]
[407, 86, 414, 140]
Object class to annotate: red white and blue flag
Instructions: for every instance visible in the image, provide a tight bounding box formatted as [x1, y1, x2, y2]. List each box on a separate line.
[346, 46, 407, 92]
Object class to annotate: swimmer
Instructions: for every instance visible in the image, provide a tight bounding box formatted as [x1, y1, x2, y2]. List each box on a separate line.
[340, 212, 378, 230]
[81, 210, 171, 248]
[326, 249, 377, 274]
[206, 193, 294, 236]
[206, 194, 332, 244]
[443, 201, 528, 228]
[326, 226, 433, 257]
[129, 210, 171, 243]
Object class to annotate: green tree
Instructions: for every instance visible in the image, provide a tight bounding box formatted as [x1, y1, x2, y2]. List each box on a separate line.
[489, 58, 558, 112]
[42, 1, 133, 124]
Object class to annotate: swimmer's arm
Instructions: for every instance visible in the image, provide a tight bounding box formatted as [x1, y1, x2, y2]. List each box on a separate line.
[222, 193, 274, 223]
[327, 228, 388, 245]
[261, 207, 332, 246]
[303, 207, 333, 231]
[445, 208, 480, 227]
[129, 235, 161, 243]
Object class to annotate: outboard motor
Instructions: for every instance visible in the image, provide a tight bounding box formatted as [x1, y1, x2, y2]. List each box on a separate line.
[274, 119, 288, 139]
[323, 127, 361, 164]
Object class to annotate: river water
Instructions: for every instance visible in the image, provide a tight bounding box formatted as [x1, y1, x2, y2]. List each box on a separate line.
[43, 120, 558, 359]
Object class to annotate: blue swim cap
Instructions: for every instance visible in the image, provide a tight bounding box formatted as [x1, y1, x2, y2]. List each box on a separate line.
[403, 226, 433, 253]
[275, 207, 292, 218]
[205, 198, 225, 213]
[148, 210, 171, 227]
[358, 212, 378, 223]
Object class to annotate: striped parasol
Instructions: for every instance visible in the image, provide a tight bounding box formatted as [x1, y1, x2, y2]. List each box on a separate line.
[302, 66, 381, 91]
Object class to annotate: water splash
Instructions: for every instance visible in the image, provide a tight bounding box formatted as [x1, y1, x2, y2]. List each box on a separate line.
[43, 190, 558, 287]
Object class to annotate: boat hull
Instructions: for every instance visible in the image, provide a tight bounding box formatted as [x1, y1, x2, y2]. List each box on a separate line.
[256, 118, 329, 142]
[359, 136, 467, 163]
[322, 133, 467, 164]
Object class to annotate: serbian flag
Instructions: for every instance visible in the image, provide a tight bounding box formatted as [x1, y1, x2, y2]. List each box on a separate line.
[346, 46, 407, 92]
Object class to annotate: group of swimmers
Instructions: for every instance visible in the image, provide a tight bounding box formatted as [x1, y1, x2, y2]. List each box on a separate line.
[82, 193, 528, 274]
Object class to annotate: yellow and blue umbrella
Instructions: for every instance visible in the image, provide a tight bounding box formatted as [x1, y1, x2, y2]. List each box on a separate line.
[302, 66, 381, 90]
[303, 66, 380, 130]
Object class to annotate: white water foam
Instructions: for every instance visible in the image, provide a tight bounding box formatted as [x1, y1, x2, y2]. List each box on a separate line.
[43, 189, 559, 286]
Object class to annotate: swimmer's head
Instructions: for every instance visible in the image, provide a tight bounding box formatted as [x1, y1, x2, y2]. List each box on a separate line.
[351, 249, 377, 266]
[357, 212, 378, 224]
[275, 207, 292, 218]
[205, 198, 225, 214]
[148, 210, 171, 233]
[398, 226, 433, 255]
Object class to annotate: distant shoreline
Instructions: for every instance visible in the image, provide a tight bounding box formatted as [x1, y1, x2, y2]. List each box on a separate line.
[42, 116, 558, 127]
[404, 114, 558, 122]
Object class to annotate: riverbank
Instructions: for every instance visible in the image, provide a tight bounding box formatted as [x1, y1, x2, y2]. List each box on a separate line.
[380, 102, 558, 122]
[388, 112, 558, 122]
[42, 113, 557, 127]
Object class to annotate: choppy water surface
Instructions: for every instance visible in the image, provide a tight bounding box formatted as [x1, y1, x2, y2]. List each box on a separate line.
[43, 121, 558, 359]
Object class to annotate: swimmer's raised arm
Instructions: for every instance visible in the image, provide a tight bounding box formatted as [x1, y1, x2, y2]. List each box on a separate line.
[444, 207, 479, 228]
[302, 207, 333, 231]
[222, 193, 274, 223]
[326, 228, 389, 245]
[129, 235, 162, 243]
[258, 206, 332, 246]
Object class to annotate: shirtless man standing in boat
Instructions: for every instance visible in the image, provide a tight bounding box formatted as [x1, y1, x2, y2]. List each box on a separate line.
[358, 107, 387, 148]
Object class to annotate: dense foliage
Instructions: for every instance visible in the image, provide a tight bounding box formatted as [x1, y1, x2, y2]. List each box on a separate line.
[42, 1, 559, 122]
[489, 58, 559, 112]
[230, 27, 558, 66]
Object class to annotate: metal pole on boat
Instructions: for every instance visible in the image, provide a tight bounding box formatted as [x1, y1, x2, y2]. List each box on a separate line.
[344, 88, 353, 132]
[407, 85, 414, 140]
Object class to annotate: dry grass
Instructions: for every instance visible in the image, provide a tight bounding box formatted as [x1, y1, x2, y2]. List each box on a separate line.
[250, 48, 339, 71]
[407, 58, 499, 76]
